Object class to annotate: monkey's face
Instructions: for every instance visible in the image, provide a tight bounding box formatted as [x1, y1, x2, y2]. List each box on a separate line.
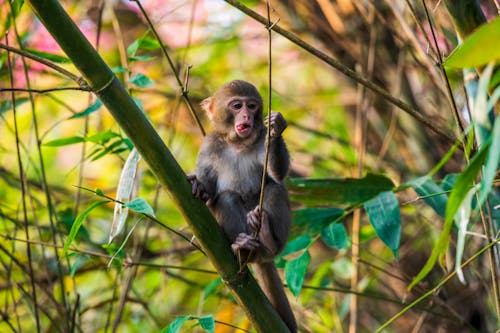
[227, 97, 261, 139]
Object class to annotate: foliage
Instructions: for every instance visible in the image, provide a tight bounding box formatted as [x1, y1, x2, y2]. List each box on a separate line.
[0, 0, 498, 332]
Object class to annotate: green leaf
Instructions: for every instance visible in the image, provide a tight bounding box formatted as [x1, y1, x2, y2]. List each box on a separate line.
[69, 99, 102, 119]
[292, 208, 344, 236]
[125, 198, 155, 217]
[280, 235, 312, 257]
[128, 73, 154, 88]
[287, 173, 395, 206]
[364, 191, 401, 259]
[86, 130, 120, 144]
[478, 102, 500, 207]
[285, 250, 310, 296]
[455, 185, 478, 284]
[161, 316, 191, 333]
[408, 140, 491, 290]
[202, 278, 222, 301]
[43, 136, 84, 147]
[408, 176, 448, 217]
[321, 223, 348, 249]
[25, 48, 71, 63]
[441, 173, 458, 192]
[198, 315, 215, 333]
[445, 16, 500, 69]
[62, 200, 109, 256]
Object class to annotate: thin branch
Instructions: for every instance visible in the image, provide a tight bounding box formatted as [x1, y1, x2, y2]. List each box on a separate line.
[130, 0, 205, 136]
[223, 0, 457, 146]
[0, 42, 89, 88]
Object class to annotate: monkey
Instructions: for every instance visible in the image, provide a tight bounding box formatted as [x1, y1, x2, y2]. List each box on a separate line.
[188, 80, 297, 333]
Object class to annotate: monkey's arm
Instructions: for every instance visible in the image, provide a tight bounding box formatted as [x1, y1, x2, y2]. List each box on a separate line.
[189, 135, 220, 203]
[266, 112, 290, 181]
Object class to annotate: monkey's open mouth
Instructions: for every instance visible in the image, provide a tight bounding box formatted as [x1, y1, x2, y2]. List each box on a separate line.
[236, 123, 252, 135]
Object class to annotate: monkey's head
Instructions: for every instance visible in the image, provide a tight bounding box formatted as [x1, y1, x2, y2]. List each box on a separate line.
[201, 80, 264, 143]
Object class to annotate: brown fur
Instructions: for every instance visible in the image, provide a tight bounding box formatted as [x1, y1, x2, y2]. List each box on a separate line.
[190, 80, 297, 332]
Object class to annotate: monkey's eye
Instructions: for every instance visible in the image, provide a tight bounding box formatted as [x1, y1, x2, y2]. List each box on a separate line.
[230, 101, 243, 110]
[247, 102, 258, 111]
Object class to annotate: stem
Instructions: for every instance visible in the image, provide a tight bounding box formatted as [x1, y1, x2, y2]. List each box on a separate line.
[223, 0, 457, 146]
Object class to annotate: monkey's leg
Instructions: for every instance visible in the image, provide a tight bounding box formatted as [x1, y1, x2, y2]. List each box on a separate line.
[211, 191, 259, 255]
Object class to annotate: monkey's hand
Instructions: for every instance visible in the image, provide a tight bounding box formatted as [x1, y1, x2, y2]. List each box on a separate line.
[265, 112, 287, 138]
[231, 233, 260, 253]
[187, 174, 211, 203]
[247, 206, 279, 257]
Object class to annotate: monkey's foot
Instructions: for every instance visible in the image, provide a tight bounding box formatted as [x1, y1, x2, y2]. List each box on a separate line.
[187, 174, 211, 202]
[246, 206, 267, 232]
[231, 233, 259, 253]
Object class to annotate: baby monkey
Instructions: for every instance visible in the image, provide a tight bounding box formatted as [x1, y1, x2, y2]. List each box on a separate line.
[189, 80, 296, 332]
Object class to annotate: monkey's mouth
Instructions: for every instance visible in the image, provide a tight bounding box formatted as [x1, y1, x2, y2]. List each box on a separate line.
[235, 122, 252, 136]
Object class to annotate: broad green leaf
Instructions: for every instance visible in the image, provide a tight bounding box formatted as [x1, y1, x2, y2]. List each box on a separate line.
[198, 315, 215, 333]
[285, 250, 310, 296]
[25, 48, 71, 63]
[478, 100, 500, 207]
[69, 99, 102, 119]
[129, 55, 155, 62]
[445, 16, 500, 69]
[408, 140, 491, 290]
[62, 200, 109, 256]
[321, 223, 348, 249]
[128, 73, 154, 88]
[280, 235, 312, 258]
[161, 316, 191, 333]
[441, 173, 458, 192]
[287, 173, 395, 206]
[364, 191, 401, 259]
[292, 208, 344, 236]
[43, 136, 84, 147]
[127, 39, 140, 57]
[408, 176, 447, 217]
[86, 130, 120, 144]
[126, 198, 155, 217]
[455, 186, 478, 284]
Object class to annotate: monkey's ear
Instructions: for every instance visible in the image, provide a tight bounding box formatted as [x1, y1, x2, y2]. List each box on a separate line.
[200, 97, 214, 119]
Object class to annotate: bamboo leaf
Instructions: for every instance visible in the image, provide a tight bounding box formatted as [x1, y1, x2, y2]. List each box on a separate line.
[364, 191, 401, 259]
[285, 250, 310, 296]
[321, 223, 348, 249]
[292, 207, 344, 236]
[408, 176, 448, 217]
[128, 73, 154, 88]
[455, 185, 478, 284]
[408, 140, 491, 290]
[198, 315, 215, 333]
[69, 99, 102, 119]
[280, 235, 312, 258]
[161, 316, 191, 333]
[445, 16, 500, 69]
[287, 173, 395, 205]
[125, 198, 155, 217]
[62, 200, 109, 256]
[478, 99, 500, 207]
[43, 136, 85, 147]
[25, 48, 71, 63]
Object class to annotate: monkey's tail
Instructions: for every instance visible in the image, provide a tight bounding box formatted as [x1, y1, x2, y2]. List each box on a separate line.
[253, 262, 297, 333]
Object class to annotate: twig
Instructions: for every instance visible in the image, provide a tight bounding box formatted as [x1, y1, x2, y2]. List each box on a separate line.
[130, 0, 205, 136]
[223, 0, 457, 146]
[375, 238, 500, 332]
[6, 32, 41, 333]
[0, 42, 88, 88]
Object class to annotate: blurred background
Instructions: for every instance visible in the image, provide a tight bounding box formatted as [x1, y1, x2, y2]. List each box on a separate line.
[0, 0, 499, 332]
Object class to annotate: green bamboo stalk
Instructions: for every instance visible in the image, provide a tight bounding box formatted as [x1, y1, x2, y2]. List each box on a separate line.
[25, 1, 291, 332]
